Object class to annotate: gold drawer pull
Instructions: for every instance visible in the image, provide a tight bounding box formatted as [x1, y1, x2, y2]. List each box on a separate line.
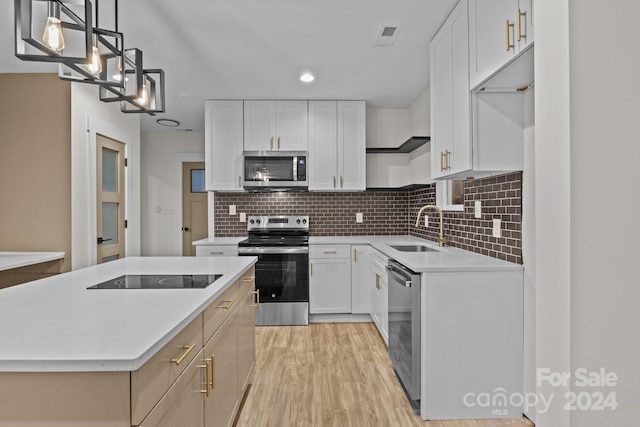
[506, 20, 514, 51]
[277, 136, 281, 150]
[340, 176, 343, 188]
[199, 360, 211, 397]
[243, 276, 255, 282]
[210, 355, 216, 389]
[170, 343, 196, 365]
[517, 8, 526, 41]
[251, 289, 260, 307]
[217, 299, 235, 310]
[354, 249, 357, 262]
[324, 250, 337, 254]
[270, 136, 274, 150]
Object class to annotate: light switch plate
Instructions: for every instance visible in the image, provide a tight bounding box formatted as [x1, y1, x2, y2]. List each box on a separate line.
[239, 213, 246, 222]
[475, 200, 482, 219]
[356, 213, 363, 223]
[492, 219, 501, 238]
[424, 215, 429, 228]
[229, 205, 236, 215]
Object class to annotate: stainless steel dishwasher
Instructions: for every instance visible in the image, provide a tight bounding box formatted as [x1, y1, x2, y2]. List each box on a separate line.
[386, 259, 421, 412]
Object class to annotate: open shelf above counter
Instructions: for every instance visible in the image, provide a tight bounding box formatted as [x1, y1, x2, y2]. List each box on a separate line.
[366, 136, 430, 154]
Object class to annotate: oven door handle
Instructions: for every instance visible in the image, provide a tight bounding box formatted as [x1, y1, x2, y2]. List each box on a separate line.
[238, 247, 309, 255]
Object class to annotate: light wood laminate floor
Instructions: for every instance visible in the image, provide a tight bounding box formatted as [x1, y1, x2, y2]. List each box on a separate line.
[235, 323, 533, 427]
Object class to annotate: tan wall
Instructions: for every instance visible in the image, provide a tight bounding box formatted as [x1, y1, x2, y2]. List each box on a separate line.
[0, 74, 72, 287]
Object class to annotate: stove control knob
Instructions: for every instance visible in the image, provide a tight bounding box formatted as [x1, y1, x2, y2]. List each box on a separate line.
[302, 219, 307, 224]
[296, 219, 301, 224]
[256, 219, 261, 224]
[250, 219, 255, 224]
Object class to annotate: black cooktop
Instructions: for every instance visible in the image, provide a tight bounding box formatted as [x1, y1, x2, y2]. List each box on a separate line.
[87, 274, 223, 290]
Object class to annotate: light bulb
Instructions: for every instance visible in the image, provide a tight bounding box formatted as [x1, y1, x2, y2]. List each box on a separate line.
[136, 77, 149, 106]
[87, 45, 102, 76]
[42, 3, 64, 52]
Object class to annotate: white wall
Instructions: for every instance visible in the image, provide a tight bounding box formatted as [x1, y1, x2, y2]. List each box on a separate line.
[568, 1, 640, 425]
[71, 83, 140, 270]
[534, 1, 640, 426]
[534, 0, 572, 424]
[521, 88, 536, 421]
[140, 131, 205, 256]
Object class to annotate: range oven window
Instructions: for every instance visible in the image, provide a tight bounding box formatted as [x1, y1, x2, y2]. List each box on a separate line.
[253, 253, 309, 302]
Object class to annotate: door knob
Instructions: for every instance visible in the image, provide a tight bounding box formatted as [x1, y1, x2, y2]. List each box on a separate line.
[182, 226, 191, 232]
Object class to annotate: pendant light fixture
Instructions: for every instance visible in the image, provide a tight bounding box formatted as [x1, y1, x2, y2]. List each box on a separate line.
[15, 0, 93, 64]
[15, 0, 167, 115]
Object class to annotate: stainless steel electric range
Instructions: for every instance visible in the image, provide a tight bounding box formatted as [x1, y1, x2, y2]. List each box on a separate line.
[238, 215, 309, 326]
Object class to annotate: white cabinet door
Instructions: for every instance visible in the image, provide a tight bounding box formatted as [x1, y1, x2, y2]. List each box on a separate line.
[351, 245, 371, 314]
[308, 100, 366, 191]
[309, 258, 351, 314]
[243, 100, 276, 151]
[308, 101, 338, 190]
[205, 101, 244, 191]
[430, 0, 471, 179]
[371, 251, 388, 345]
[337, 101, 366, 191]
[275, 100, 308, 151]
[244, 100, 307, 151]
[469, 0, 534, 89]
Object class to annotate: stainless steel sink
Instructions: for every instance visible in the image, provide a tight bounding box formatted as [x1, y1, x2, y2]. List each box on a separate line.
[388, 244, 439, 253]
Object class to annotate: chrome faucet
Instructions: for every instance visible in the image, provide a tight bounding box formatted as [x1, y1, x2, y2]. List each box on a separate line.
[415, 205, 448, 246]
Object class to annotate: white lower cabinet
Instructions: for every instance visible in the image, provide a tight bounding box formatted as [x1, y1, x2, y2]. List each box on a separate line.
[309, 245, 352, 314]
[351, 245, 371, 314]
[371, 250, 388, 345]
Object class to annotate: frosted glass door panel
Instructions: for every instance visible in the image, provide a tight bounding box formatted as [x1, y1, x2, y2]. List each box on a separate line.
[102, 202, 119, 246]
[102, 147, 118, 192]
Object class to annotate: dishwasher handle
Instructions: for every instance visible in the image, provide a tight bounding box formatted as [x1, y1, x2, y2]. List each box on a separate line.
[386, 262, 416, 288]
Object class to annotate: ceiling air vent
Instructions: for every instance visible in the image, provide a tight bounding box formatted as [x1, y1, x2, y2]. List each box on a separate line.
[376, 26, 400, 46]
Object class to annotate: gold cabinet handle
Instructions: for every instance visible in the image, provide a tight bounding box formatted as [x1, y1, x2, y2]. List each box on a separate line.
[447, 150, 452, 170]
[243, 275, 255, 282]
[238, 175, 242, 188]
[324, 250, 337, 254]
[375, 273, 380, 290]
[277, 136, 281, 150]
[340, 176, 343, 188]
[170, 343, 196, 365]
[217, 299, 235, 310]
[333, 176, 336, 188]
[506, 20, 514, 51]
[353, 249, 357, 263]
[517, 8, 526, 41]
[199, 360, 211, 397]
[270, 136, 274, 150]
[210, 355, 216, 390]
[251, 289, 260, 307]
[310, 262, 313, 276]
[440, 151, 445, 171]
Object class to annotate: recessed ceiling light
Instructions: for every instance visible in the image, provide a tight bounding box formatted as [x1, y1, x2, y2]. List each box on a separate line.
[157, 118, 180, 127]
[300, 73, 314, 83]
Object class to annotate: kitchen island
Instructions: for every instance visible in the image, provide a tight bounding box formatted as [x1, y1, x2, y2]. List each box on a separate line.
[0, 256, 257, 427]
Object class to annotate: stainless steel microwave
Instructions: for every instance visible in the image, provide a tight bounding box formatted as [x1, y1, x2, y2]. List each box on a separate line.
[242, 151, 308, 191]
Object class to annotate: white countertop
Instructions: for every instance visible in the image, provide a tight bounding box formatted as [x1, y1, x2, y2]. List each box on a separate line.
[0, 252, 65, 271]
[310, 235, 521, 273]
[0, 256, 256, 372]
[192, 237, 246, 246]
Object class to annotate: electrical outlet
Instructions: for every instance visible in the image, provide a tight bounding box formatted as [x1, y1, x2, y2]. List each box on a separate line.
[356, 213, 363, 223]
[424, 215, 429, 228]
[229, 205, 236, 215]
[239, 213, 246, 222]
[475, 200, 482, 219]
[492, 219, 501, 238]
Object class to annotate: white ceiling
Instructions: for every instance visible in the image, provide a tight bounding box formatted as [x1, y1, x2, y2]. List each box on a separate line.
[1, 0, 457, 132]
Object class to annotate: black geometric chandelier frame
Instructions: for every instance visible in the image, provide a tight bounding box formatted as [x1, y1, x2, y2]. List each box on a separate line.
[14, 0, 166, 115]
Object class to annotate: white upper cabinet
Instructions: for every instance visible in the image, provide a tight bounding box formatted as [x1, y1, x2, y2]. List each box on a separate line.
[308, 101, 366, 191]
[430, 0, 471, 179]
[468, 0, 534, 89]
[205, 100, 244, 191]
[243, 100, 308, 151]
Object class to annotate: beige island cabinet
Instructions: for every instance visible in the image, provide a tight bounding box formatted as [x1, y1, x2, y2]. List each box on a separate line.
[0, 256, 257, 427]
